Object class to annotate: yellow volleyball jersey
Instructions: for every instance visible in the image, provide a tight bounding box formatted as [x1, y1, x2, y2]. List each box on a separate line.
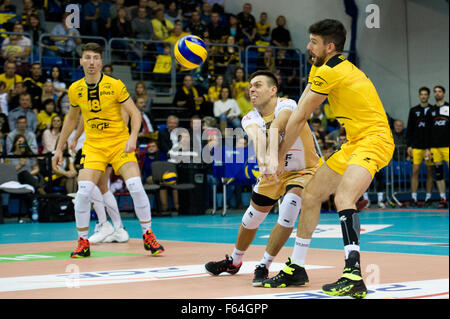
[68, 74, 130, 145]
[308, 54, 392, 142]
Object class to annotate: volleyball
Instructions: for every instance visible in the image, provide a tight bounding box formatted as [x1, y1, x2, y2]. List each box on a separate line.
[162, 171, 177, 184]
[174, 35, 208, 70]
[244, 156, 260, 181]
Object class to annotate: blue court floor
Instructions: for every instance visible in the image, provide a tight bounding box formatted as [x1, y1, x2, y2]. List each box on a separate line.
[0, 209, 448, 257]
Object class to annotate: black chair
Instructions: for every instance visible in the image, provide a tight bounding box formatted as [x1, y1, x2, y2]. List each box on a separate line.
[0, 163, 35, 223]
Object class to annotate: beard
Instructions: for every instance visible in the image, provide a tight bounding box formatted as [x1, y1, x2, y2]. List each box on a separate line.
[310, 50, 327, 67]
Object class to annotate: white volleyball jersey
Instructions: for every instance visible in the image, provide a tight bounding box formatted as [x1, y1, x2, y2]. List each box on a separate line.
[241, 98, 319, 171]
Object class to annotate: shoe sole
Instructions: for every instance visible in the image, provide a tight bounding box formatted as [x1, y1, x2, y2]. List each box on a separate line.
[322, 288, 368, 299]
[263, 280, 308, 288]
[204, 266, 239, 276]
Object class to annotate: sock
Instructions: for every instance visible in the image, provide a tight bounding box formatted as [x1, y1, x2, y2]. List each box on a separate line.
[363, 192, 369, 200]
[103, 190, 123, 229]
[377, 192, 383, 203]
[75, 181, 96, 239]
[91, 186, 107, 224]
[231, 248, 245, 266]
[425, 193, 432, 201]
[259, 251, 274, 269]
[440, 193, 446, 200]
[126, 176, 151, 234]
[291, 237, 311, 266]
[411, 192, 417, 201]
[338, 209, 360, 260]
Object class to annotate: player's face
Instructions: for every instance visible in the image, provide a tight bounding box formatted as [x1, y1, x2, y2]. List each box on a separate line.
[419, 90, 429, 103]
[434, 88, 445, 101]
[249, 75, 275, 108]
[307, 34, 328, 66]
[80, 51, 103, 76]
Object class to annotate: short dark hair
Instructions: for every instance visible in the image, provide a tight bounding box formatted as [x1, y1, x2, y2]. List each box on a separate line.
[16, 115, 27, 122]
[308, 19, 347, 52]
[419, 86, 430, 95]
[81, 42, 103, 55]
[249, 70, 278, 90]
[434, 85, 446, 93]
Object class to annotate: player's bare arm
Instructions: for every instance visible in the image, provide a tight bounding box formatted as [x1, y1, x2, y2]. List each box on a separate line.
[54, 106, 80, 167]
[121, 97, 140, 153]
[245, 123, 269, 171]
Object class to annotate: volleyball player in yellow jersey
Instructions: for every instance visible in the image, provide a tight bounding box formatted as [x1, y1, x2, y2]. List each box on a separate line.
[262, 20, 394, 298]
[53, 43, 164, 258]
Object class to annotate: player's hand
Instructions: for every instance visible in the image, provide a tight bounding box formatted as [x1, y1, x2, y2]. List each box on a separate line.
[53, 149, 64, 168]
[69, 138, 78, 153]
[124, 137, 137, 153]
[261, 155, 282, 184]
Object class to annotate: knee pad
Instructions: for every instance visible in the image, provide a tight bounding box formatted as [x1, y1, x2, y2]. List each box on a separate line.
[278, 193, 302, 228]
[435, 164, 444, 181]
[242, 205, 267, 230]
[75, 180, 96, 212]
[125, 177, 148, 208]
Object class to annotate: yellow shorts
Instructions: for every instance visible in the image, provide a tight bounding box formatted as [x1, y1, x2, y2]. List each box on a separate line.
[326, 133, 394, 178]
[430, 147, 449, 164]
[253, 168, 317, 201]
[411, 148, 434, 166]
[80, 138, 137, 173]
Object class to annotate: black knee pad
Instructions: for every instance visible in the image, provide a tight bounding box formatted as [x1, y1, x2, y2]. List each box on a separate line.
[435, 164, 444, 181]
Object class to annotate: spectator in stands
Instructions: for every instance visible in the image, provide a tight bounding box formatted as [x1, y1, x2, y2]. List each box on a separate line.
[23, 62, 44, 110]
[41, 114, 62, 154]
[166, 21, 190, 46]
[213, 86, 242, 134]
[236, 84, 253, 116]
[256, 12, 270, 42]
[109, 6, 134, 45]
[8, 93, 38, 133]
[51, 136, 77, 194]
[230, 67, 249, 100]
[208, 74, 225, 103]
[152, 44, 172, 93]
[109, 0, 131, 21]
[48, 12, 82, 63]
[189, 114, 203, 151]
[237, 3, 256, 46]
[0, 0, 16, 12]
[37, 80, 57, 111]
[47, 65, 67, 97]
[310, 105, 328, 131]
[274, 70, 288, 98]
[158, 115, 179, 156]
[0, 61, 23, 92]
[326, 125, 346, 149]
[0, 81, 7, 114]
[132, 81, 151, 113]
[227, 14, 244, 46]
[164, 1, 183, 26]
[5, 81, 26, 112]
[20, 0, 46, 32]
[0, 22, 31, 77]
[37, 98, 57, 133]
[186, 10, 207, 38]
[216, 35, 240, 83]
[6, 115, 37, 154]
[136, 96, 154, 144]
[392, 119, 407, 161]
[200, 2, 213, 26]
[168, 128, 200, 164]
[179, 0, 199, 25]
[406, 86, 434, 206]
[173, 74, 205, 117]
[131, 6, 155, 59]
[275, 48, 298, 96]
[9, 134, 46, 197]
[256, 47, 275, 72]
[152, 8, 174, 41]
[207, 11, 226, 43]
[129, 0, 153, 20]
[310, 118, 327, 147]
[82, 0, 110, 39]
[102, 64, 114, 76]
[25, 13, 46, 63]
[271, 15, 292, 47]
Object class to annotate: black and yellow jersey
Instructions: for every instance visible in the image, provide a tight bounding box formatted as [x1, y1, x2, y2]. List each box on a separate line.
[68, 73, 130, 145]
[308, 54, 392, 142]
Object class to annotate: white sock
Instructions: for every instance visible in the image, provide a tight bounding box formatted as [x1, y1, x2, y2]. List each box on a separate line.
[91, 186, 107, 224]
[363, 192, 369, 200]
[291, 237, 311, 266]
[75, 181, 95, 239]
[259, 251, 274, 269]
[411, 192, 417, 201]
[377, 192, 383, 203]
[425, 193, 432, 201]
[103, 190, 123, 229]
[344, 244, 360, 259]
[440, 193, 446, 200]
[126, 176, 151, 234]
[231, 248, 245, 266]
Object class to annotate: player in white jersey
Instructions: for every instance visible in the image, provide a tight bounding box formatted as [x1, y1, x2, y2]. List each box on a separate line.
[204, 70, 319, 286]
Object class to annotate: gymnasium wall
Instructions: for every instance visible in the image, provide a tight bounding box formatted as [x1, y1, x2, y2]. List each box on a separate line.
[224, 0, 449, 124]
